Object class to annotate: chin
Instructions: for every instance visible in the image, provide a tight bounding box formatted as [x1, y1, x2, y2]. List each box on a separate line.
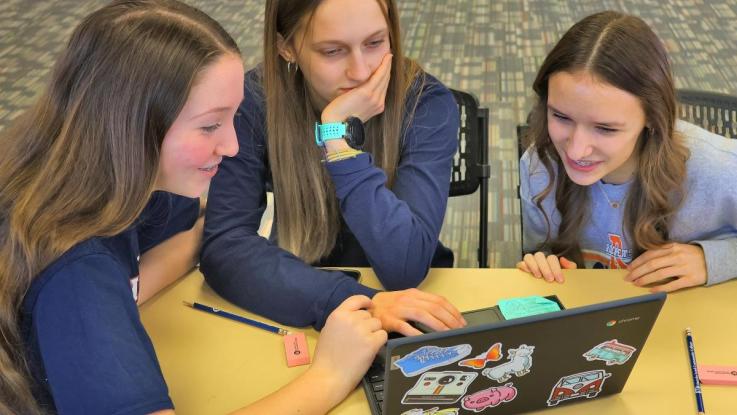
[563, 166, 600, 187]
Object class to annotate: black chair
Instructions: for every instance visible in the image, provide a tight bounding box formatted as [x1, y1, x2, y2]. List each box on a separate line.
[677, 89, 737, 138]
[449, 89, 490, 268]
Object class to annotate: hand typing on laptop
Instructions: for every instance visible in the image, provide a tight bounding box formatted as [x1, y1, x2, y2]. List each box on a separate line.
[369, 288, 467, 336]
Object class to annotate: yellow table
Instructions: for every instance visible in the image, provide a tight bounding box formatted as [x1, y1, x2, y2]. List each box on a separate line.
[140, 269, 737, 414]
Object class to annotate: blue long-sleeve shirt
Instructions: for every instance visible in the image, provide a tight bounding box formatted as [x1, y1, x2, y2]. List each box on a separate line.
[201, 68, 458, 329]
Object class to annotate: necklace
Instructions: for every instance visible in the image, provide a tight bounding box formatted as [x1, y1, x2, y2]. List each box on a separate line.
[597, 181, 621, 208]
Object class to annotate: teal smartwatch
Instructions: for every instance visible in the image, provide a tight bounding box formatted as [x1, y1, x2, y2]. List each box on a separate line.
[314, 117, 365, 150]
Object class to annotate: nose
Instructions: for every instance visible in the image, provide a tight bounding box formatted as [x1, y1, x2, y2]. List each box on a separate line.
[217, 122, 239, 158]
[346, 51, 371, 83]
[566, 125, 594, 160]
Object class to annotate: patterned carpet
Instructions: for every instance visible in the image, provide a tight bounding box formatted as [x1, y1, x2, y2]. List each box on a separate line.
[2, 0, 737, 267]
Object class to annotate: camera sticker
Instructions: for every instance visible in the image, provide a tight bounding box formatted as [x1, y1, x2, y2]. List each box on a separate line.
[395, 344, 473, 377]
[402, 371, 478, 404]
[583, 339, 636, 366]
[481, 344, 534, 383]
[547, 369, 611, 406]
[400, 408, 460, 415]
[462, 383, 517, 412]
[458, 342, 502, 369]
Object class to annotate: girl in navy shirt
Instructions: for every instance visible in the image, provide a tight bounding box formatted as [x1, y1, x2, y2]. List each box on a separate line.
[1, 1, 385, 414]
[202, 0, 467, 338]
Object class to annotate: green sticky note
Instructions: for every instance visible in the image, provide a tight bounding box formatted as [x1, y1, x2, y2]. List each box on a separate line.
[498, 296, 561, 320]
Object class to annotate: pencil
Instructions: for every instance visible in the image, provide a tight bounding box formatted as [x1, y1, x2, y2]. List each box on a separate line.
[183, 301, 290, 336]
[685, 328, 705, 414]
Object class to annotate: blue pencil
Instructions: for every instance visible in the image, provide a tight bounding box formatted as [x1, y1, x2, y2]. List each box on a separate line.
[183, 301, 290, 336]
[685, 328, 705, 414]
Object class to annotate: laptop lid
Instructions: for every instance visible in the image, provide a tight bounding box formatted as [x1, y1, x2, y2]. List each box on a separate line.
[380, 292, 665, 414]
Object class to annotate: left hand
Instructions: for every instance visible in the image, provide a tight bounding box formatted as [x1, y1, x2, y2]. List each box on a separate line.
[624, 243, 707, 292]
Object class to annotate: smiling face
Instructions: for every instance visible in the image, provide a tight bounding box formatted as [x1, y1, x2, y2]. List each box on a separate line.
[155, 54, 244, 197]
[547, 70, 647, 185]
[282, 0, 391, 109]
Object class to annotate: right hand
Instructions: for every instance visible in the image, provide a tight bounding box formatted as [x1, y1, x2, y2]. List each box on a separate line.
[369, 288, 466, 336]
[310, 295, 387, 396]
[516, 252, 577, 283]
[320, 53, 393, 124]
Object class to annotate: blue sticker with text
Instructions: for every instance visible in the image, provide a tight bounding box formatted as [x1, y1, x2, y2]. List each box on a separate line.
[396, 344, 473, 377]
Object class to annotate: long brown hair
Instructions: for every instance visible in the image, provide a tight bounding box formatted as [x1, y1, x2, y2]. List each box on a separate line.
[263, 0, 424, 263]
[525, 11, 689, 264]
[0, 1, 239, 412]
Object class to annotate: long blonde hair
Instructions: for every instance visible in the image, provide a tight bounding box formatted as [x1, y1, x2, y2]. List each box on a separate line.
[263, 0, 424, 263]
[525, 11, 689, 264]
[0, 1, 239, 412]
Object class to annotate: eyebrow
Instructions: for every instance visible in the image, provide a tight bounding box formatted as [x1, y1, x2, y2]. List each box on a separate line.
[312, 29, 388, 47]
[547, 104, 626, 128]
[189, 106, 232, 121]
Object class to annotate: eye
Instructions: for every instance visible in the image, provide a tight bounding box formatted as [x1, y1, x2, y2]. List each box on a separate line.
[596, 126, 618, 134]
[321, 48, 343, 57]
[366, 38, 385, 48]
[551, 112, 570, 122]
[201, 123, 222, 133]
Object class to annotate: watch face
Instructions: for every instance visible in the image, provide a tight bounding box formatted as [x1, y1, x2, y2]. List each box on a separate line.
[346, 116, 365, 149]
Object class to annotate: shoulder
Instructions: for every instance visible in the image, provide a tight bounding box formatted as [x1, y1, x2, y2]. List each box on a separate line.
[401, 71, 458, 148]
[244, 65, 266, 104]
[521, 147, 556, 193]
[408, 71, 457, 113]
[677, 119, 737, 181]
[24, 241, 131, 317]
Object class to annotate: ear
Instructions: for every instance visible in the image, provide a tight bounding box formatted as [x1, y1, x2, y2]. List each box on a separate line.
[276, 33, 296, 63]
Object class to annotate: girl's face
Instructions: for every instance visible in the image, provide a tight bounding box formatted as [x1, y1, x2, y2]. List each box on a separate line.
[156, 54, 244, 198]
[283, 0, 391, 109]
[547, 70, 647, 185]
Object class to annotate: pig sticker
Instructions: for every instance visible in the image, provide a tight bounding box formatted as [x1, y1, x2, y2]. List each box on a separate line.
[461, 383, 517, 412]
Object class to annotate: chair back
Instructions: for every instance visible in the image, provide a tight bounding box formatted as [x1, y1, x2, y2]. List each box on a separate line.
[677, 90, 737, 139]
[448, 88, 490, 267]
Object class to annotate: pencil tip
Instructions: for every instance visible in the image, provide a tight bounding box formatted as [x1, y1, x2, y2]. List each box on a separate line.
[182, 301, 193, 307]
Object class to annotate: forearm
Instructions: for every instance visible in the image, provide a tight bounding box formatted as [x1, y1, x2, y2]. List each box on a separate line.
[329, 155, 448, 288]
[229, 367, 347, 415]
[692, 238, 737, 285]
[137, 216, 203, 304]
[201, 230, 377, 328]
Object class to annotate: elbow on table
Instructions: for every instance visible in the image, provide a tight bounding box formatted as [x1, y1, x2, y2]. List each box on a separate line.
[374, 261, 431, 291]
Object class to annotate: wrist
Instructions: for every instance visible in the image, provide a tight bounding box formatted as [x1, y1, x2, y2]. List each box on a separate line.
[324, 139, 351, 153]
[302, 365, 350, 406]
[321, 110, 344, 124]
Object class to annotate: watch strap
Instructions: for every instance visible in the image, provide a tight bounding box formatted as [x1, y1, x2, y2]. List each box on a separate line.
[315, 122, 347, 146]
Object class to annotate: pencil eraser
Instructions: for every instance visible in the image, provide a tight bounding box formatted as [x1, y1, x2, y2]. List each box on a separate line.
[284, 332, 310, 367]
[698, 365, 737, 386]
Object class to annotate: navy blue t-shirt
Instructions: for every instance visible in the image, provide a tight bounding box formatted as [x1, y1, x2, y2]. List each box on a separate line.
[20, 192, 199, 414]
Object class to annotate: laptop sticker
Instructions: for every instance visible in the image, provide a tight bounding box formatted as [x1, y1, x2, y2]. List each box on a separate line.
[402, 371, 478, 404]
[458, 342, 502, 369]
[395, 344, 473, 377]
[547, 369, 612, 406]
[481, 344, 534, 383]
[583, 339, 636, 366]
[400, 408, 460, 415]
[461, 383, 517, 412]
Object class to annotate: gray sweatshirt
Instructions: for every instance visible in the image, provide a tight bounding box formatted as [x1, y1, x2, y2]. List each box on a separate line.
[521, 120, 737, 285]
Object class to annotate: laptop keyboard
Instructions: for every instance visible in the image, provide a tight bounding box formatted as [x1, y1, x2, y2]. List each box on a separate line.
[365, 362, 385, 414]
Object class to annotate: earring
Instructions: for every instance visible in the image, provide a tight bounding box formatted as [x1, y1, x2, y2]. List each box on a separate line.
[286, 60, 299, 74]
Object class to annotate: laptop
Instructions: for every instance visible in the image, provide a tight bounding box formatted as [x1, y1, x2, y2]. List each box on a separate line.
[362, 292, 665, 415]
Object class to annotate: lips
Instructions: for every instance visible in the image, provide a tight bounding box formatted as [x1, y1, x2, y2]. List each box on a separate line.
[565, 154, 601, 172]
[198, 162, 219, 177]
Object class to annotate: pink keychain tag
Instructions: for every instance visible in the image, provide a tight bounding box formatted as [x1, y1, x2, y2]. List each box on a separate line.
[284, 332, 311, 367]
